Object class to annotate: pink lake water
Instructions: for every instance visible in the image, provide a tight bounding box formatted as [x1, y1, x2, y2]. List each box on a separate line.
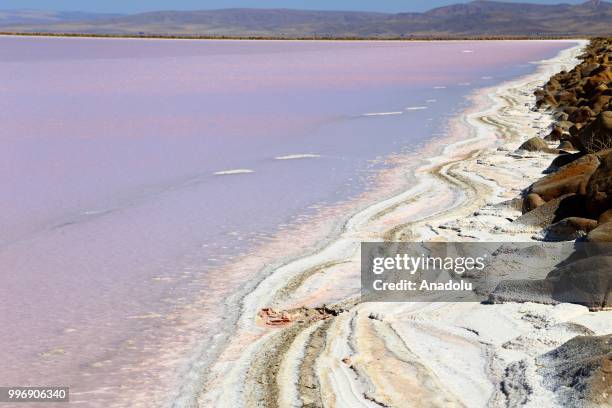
[0, 37, 574, 407]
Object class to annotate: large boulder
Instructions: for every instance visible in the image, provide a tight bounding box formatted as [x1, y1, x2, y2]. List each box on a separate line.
[489, 279, 555, 306]
[546, 255, 612, 311]
[529, 154, 600, 201]
[584, 67, 612, 96]
[578, 111, 612, 153]
[489, 255, 612, 311]
[598, 209, 612, 224]
[587, 221, 612, 243]
[536, 90, 557, 108]
[550, 152, 583, 168]
[590, 94, 611, 114]
[515, 194, 587, 228]
[537, 334, 612, 406]
[585, 151, 612, 216]
[556, 90, 578, 106]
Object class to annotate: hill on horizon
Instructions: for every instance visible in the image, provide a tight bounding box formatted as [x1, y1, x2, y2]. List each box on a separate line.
[0, 1, 611, 38]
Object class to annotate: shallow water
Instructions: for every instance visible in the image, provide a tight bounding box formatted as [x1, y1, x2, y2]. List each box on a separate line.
[0, 37, 573, 406]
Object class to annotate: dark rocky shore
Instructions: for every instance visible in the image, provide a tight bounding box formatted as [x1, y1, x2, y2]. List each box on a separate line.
[490, 39, 612, 405]
[496, 38, 612, 309]
[526, 37, 612, 240]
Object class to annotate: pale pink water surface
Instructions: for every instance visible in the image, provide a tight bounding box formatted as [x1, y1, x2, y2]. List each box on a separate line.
[0, 37, 574, 406]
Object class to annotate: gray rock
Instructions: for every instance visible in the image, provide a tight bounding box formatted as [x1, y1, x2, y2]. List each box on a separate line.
[543, 217, 598, 241]
[489, 255, 612, 312]
[536, 334, 612, 407]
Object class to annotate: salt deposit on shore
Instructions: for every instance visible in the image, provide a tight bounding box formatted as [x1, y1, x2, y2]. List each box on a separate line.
[197, 40, 611, 407]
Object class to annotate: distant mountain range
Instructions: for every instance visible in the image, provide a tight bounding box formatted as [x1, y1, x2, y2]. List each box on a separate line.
[1, 1, 610, 38]
[0, 9, 120, 26]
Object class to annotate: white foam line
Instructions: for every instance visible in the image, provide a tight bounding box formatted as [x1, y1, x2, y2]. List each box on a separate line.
[426, 99, 437, 103]
[274, 154, 321, 160]
[462, 50, 474, 53]
[433, 86, 447, 89]
[213, 169, 254, 175]
[81, 209, 114, 216]
[405, 106, 428, 111]
[361, 111, 403, 117]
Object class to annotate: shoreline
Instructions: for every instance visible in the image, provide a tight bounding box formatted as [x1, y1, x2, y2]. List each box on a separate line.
[0, 32, 591, 42]
[7, 38, 578, 408]
[192, 39, 612, 408]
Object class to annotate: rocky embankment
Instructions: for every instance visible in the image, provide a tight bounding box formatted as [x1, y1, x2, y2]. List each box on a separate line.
[494, 39, 612, 309]
[488, 38, 612, 406]
[524, 38, 612, 242]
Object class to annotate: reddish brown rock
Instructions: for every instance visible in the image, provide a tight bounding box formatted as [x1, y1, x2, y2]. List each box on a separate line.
[586, 151, 612, 216]
[556, 90, 578, 106]
[598, 209, 612, 224]
[579, 111, 612, 153]
[258, 308, 293, 326]
[536, 90, 557, 108]
[591, 94, 611, 114]
[587, 222, 612, 243]
[584, 67, 612, 96]
[568, 106, 594, 124]
[529, 154, 600, 201]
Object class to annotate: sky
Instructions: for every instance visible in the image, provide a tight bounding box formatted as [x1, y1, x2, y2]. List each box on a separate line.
[0, 0, 587, 14]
